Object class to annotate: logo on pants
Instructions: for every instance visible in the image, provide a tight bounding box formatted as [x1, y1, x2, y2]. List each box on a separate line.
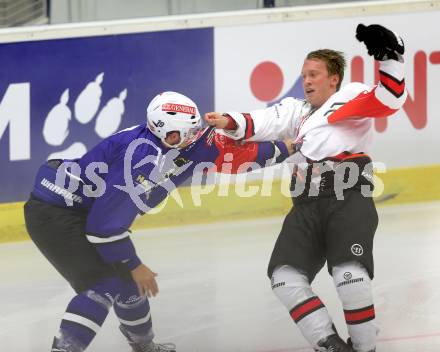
[351, 244, 364, 256]
[343, 272, 353, 280]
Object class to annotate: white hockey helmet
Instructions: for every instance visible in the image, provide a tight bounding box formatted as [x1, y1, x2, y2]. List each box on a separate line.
[146, 91, 202, 148]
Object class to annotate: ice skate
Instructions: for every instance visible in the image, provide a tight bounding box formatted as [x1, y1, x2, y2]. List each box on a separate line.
[127, 341, 176, 352]
[315, 333, 354, 351]
[119, 325, 176, 352]
[347, 337, 376, 352]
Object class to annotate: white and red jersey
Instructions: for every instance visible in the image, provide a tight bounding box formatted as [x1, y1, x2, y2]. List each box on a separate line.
[223, 58, 406, 162]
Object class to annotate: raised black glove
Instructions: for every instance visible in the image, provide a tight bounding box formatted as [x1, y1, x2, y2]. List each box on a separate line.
[356, 24, 404, 61]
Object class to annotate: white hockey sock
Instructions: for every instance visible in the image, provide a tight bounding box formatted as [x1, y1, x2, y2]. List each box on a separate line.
[333, 261, 378, 352]
[271, 265, 334, 348]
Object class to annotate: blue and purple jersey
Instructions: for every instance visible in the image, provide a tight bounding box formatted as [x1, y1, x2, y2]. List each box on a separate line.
[31, 124, 289, 269]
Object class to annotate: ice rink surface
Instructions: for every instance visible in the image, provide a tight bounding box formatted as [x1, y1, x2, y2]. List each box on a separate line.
[1, 201, 440, 352]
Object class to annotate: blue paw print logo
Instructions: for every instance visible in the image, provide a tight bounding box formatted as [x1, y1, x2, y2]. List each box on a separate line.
[42, 72, 127, 159]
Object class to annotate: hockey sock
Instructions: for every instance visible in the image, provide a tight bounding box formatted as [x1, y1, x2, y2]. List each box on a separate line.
[51, 276, 121, 352]
[271, 265, 335, 348]
[333, 261, 378, 352]
[114, 281, 154, 343]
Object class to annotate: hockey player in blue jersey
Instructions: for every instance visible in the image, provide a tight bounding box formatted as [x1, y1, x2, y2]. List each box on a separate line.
[24, 91, 294, 352]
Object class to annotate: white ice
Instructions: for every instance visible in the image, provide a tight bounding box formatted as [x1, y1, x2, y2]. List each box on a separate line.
[1, 201, 440, 352]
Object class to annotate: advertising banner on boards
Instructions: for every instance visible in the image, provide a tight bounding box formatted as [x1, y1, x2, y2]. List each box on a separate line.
[0, 28, 214, 203]
[215, 12, 440, 168]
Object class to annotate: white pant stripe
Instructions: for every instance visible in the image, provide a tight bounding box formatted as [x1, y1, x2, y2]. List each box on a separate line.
[63, 312, 101, 333]
[118, 312, 151, 326]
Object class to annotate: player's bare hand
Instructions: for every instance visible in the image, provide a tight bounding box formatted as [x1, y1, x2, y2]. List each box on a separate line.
[131, 264, 159, 298]
[204, 112, 229, 129]
[283, 138, 297, 155]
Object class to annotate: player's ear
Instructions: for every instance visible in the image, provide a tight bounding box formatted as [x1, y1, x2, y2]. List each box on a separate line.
[330, 74, 340, 89]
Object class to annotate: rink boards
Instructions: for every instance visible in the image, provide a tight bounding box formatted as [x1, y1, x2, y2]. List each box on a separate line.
[1, 164, 440, 243]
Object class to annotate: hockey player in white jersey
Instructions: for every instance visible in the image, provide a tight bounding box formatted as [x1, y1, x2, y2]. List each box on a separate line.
[205, 24, 406, 352]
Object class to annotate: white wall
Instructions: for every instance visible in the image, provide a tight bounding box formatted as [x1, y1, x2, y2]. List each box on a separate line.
[49, 0, 265, 23]
[48, 0, 379, 24]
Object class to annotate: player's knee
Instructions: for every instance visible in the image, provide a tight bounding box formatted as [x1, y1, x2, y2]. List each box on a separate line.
[84, 276, 126, 305]
[115, 291, 147, 309]
[332, 261, 373, 308]
[271, 265, 313, 309]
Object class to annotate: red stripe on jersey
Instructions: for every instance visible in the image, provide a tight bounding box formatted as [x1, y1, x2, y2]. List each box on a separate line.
[290, 297, 325, 323]
[327, 89, 398, 124]
[243, 113, 255, 140]
[329, 152, 369, 161]
[344, 305, 375, 325]
[379, 71, 405, 97]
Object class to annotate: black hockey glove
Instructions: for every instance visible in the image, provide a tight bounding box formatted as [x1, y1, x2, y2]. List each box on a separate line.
[356, 24, 404, 61]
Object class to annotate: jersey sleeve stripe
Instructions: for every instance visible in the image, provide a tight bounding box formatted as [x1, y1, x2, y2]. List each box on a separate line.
[243, 113, 255, 140]
[327, 90, 399, 123]
[86, 231, 130, 244]
[379, 70, 405, 98]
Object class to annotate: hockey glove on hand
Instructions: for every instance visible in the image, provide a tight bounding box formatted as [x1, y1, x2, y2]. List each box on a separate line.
[356, 23, 404, 61]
